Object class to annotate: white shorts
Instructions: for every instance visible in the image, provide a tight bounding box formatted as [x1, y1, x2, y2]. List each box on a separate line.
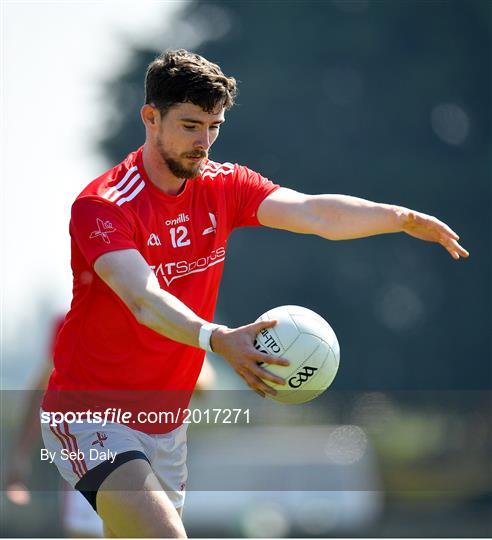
[41, 410, 188, 511]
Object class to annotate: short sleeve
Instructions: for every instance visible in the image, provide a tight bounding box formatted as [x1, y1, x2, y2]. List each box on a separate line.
[229, 165, 280, 229]
[70, 197, 137, 266]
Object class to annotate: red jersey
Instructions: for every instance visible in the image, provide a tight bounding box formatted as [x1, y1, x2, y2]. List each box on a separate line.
[43, 147, 279, 433]
[49, 316, 65, 359]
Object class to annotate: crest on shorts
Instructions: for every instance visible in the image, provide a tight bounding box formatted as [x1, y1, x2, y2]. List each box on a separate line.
[91, 432, 108, 447]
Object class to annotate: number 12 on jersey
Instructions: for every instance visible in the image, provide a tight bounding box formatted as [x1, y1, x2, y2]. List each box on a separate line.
[170, 226, 191, 248]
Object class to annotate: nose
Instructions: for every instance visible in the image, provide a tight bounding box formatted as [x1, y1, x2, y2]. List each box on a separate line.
[194, 128, 210, 151]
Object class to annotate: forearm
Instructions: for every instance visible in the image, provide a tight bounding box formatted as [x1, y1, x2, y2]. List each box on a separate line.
[306, 194, 407, 240]
[94, 250, 206, 348]
[133, 284, 205, 348]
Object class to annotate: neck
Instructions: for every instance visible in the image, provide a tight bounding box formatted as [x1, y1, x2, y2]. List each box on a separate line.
[142, 142, 187, 196]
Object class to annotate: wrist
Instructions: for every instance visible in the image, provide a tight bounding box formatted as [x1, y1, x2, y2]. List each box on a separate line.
[198, 322, 227, 352]
[391, 205, 410, 232]
[209, 325, 228, 354]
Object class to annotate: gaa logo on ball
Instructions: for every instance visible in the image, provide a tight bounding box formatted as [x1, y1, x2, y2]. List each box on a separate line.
[254, 305, 340, 404]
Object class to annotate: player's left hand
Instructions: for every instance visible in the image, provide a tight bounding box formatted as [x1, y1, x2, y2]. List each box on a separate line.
[401, 210, 469, 260]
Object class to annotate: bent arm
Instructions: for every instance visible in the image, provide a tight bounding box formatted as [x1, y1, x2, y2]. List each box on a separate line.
[94, 249, 205, 347]
[257, 188, 469, 259]
[93, 248, 291, 396]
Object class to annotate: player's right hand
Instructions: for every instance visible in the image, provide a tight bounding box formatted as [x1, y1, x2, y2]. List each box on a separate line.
[211, 320, 290, 398]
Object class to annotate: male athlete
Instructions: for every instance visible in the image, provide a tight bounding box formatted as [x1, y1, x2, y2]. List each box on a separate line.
[40, 49, 468, 538]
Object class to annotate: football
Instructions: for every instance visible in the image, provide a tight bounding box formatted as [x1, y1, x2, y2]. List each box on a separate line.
[254, 305, 340, 404]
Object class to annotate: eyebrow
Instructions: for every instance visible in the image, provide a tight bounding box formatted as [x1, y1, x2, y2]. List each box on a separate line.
[180, 118, 225, 125]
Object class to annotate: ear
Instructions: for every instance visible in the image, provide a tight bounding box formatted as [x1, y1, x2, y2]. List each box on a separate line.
[141, 104, 159, 128]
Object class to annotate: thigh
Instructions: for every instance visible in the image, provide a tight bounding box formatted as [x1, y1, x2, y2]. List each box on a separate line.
[151, 423, 189, 510]
[96, 458, 187, 538]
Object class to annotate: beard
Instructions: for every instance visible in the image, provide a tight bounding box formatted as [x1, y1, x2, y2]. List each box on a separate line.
[156, 135, 207, 179]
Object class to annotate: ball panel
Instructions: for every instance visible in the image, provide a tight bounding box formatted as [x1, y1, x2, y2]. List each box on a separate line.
[314, 348, 339, 389]
[280, 305, 332, 329]
[264, 308, 300, 350]
[291, 314, 331, 337]
[283, 334, 321, 365]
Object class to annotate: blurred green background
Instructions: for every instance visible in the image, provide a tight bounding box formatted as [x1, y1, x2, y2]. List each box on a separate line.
[1, 0, 491, 537]
[100, 0, 490, 391]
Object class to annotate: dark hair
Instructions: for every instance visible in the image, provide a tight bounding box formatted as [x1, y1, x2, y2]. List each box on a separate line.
[145, 49, 237, 116]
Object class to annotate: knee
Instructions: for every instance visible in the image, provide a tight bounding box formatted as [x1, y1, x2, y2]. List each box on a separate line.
[148, 517, 187, 539]
[102, 523, 116, 538]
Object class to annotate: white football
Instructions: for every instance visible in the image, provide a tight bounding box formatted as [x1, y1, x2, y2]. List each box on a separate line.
[254, 305, 340, 404]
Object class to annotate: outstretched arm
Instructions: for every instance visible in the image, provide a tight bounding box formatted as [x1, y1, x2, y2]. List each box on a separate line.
[257, 188, 469, 260]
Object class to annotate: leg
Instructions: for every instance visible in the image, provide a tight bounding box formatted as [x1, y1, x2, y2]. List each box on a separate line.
[96, 458, 187, 538]
[102, 523, 116, 538]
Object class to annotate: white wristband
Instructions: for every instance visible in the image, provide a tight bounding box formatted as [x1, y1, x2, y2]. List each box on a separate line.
[199, 323, 225, 352]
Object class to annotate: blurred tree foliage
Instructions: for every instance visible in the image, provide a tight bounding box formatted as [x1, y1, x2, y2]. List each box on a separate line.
[97, 0, 490, 389]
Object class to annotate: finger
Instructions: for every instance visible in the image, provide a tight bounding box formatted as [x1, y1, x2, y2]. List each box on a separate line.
[443, 243, 459, 259]
[247, 318, 278, 334]
[437, 220, 460, 240]
[252, 364, 286, 385]
[241, 370, 275, 396]
[445, 226, 460, 240]
[253, 353, 290, 367]
[444, 238, 469, 259]
[247, 373, 278, 396]
[455, 243, 469, 257]
[256, 381, 277, 396]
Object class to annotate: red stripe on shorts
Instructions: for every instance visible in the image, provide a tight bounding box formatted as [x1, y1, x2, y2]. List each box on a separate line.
[49, 424, 82, 479]
[55, 423, 86, 478]
[63, 421, 88, 474]
[57, 424, 85, 478]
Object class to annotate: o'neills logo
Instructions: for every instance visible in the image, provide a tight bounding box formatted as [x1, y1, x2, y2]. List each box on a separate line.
[165, 213, 190, 226]
[254, 328, 282, 354]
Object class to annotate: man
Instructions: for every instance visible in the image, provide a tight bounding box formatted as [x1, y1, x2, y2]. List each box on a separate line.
[41, 49, 468, 538]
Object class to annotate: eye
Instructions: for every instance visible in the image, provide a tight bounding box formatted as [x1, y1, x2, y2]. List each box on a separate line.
[183, 125, 196, 130]
[210, 125, 221, 131]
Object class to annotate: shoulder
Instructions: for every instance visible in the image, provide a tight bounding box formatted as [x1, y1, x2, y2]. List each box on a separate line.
[75, 148, 146, 209]
[199, 160, 265, 186]
[200, 160, 236, 181]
